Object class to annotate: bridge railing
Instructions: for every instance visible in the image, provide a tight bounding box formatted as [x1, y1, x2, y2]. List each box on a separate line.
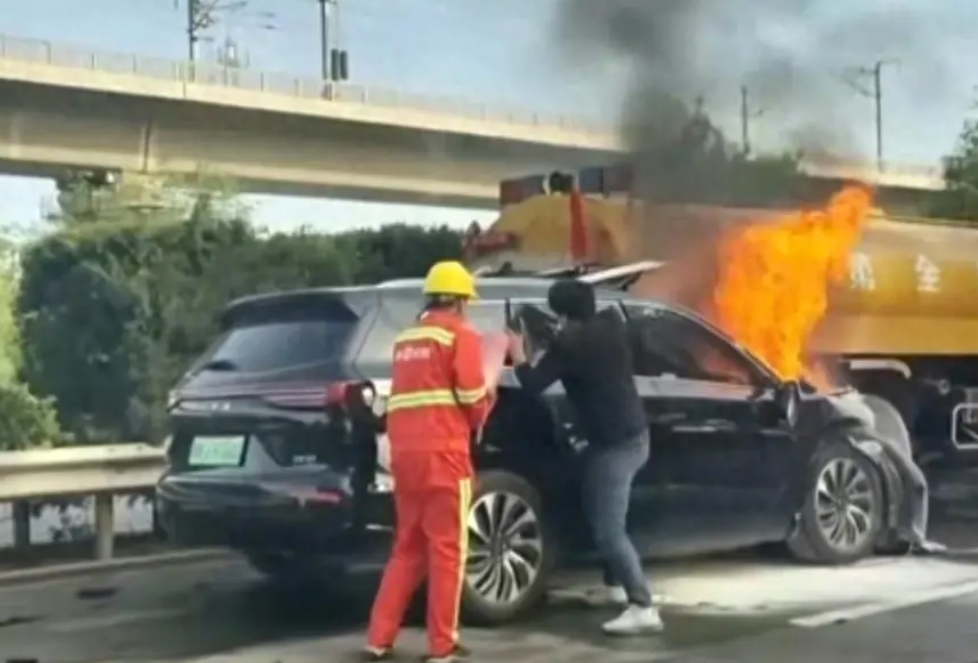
[0, 33, 607, 133]
[0, 444, 165, 562]
[0, 33, 948, 187]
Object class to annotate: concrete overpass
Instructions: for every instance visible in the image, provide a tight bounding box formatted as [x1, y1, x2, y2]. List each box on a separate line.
[0, 33, 945, 211]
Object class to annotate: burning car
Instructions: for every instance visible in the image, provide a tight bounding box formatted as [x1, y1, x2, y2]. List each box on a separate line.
[155, 265, 923, 626]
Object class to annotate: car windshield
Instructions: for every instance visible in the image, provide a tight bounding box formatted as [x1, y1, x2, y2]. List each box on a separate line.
[186, 299, 359, 382]
[202, 320, 354, 373]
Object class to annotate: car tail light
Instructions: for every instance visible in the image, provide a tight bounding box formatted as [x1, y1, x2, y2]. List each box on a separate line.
[289, 488, 344, 505]
[261, 381, 376, 411]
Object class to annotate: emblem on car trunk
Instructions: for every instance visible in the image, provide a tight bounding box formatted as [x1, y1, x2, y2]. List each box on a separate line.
[182, 400, 232, 412]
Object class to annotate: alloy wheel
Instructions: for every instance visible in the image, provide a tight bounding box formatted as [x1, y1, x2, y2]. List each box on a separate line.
[466, 491, 544, 604]
[814, 457, 877, 552]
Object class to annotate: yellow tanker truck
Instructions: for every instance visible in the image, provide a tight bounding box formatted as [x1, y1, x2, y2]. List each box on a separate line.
[464, 169, 978, 470]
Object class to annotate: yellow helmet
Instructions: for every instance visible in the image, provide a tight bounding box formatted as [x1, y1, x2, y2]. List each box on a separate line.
[423, 260, 477, 299]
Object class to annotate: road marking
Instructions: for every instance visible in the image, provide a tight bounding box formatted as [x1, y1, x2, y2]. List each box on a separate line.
[47, 607, 188, 633]
[789, 578, 978, 627]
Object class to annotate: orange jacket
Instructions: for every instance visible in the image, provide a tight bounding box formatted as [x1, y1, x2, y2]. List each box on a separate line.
[386, 310, 494, 485]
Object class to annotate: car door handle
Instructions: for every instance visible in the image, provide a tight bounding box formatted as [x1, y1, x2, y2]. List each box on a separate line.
[673, 424, 720, 432]
[653, 412, 688, 424]
[672, 419, 737, 433]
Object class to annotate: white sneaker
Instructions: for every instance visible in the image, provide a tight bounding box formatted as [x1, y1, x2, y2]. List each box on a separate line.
[585, 585, 628, 607]
[601, 605, 665, 636]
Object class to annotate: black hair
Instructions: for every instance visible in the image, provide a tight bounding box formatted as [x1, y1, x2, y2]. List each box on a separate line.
[424, 294, 465, 312]
[547, 279, 596, 321]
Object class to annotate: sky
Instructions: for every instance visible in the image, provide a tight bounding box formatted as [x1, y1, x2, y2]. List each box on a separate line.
[1, 0, 977, 240]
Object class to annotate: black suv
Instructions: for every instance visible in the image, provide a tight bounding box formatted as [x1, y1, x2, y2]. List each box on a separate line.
[156, 272, 912, 625]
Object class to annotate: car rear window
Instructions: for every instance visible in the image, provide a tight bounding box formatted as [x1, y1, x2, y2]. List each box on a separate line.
[191, 297, 359, 376]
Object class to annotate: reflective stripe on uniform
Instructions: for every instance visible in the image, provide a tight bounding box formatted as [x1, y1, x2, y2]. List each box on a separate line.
[387, 389, 459, 411]
[454, 386, 486, 404]
[450, 477, 472, 643]
[395, 326, 455, 347]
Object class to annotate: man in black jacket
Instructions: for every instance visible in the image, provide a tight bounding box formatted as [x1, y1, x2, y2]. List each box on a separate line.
[506, 279, 662, 636]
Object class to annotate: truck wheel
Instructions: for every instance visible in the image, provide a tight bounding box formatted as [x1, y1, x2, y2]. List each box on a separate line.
[787, 441, 885, 565]
[461, 470, 557, 626]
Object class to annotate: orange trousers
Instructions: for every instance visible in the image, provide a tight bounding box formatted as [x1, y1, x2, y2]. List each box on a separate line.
[366, 477, 472, 656]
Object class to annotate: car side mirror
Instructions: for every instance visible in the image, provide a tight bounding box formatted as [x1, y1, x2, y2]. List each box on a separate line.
[775, 380, 801, 424]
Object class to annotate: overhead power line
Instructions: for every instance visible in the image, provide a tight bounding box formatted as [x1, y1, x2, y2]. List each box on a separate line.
[316, 0, 348, 81]
[739, 85, 765, 157]
[841, 58, 899, 173]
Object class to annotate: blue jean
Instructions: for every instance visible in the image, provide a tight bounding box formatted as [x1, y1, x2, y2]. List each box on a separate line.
[581, 431, 653, 607]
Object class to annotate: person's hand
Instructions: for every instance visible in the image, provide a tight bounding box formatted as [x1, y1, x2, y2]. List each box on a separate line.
[506, 329, 527, 365]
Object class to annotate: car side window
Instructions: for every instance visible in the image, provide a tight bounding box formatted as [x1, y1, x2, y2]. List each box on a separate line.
[357, 299, 505, 377]
[623, 305, 760, 386]
[466, 301, 507, 335]
[510, 298, 622, 352]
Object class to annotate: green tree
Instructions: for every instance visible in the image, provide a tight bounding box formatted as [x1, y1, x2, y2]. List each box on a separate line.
[22, 170, 468, 443]
[341, 223, 464, 283]
[19, 218, 362, 442]
[0, 383, 61, 450]
[50, 169, 244, 227]
[927, 116, 978, 221]
[0, 223, 62, 452]
[0, 237, 22, 385]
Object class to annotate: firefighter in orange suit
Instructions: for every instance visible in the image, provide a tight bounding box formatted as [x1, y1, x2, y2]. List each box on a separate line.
[363, 260, 494, 663]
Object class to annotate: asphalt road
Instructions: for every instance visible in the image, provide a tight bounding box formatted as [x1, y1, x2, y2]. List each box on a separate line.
[1, 516, 978, 663]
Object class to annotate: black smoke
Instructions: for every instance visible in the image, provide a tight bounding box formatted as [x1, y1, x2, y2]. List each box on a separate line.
[552, 0, 958, 205]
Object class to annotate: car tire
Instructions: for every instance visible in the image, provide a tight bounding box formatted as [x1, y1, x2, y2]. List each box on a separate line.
[461, 469, 557, 626]
[787, 441, 885, 565]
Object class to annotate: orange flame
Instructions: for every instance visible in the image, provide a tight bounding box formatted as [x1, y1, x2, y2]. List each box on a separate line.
[710, 184, 875, 384]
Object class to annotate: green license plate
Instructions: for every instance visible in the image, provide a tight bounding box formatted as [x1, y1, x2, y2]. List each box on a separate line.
[188, 436, 246, 466]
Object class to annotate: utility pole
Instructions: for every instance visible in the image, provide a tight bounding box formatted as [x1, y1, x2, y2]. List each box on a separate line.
[187, 0, 203, 60]
[185, 0, 246, 61]
[318, 0, 330, 80]
[187, 0, 215, 61]
[317, 0, 349, 81]
[739, 85, 765, 157]
[843, 59, 899, 173]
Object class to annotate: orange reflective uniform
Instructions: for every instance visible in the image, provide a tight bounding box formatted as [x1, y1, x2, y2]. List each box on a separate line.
[367, 309, 494, 657]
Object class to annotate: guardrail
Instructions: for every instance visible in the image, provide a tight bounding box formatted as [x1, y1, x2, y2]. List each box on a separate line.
[0, 444, 165, 561]
[801, 157, 943, 190]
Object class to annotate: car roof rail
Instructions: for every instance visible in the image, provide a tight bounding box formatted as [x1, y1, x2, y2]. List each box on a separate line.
[577, 260, 665, 290]
[472, 262, 603, 279]
[534, 263, 601, 278]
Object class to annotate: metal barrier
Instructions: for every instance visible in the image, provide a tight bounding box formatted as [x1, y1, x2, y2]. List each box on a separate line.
[0, 444, 166, 561]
